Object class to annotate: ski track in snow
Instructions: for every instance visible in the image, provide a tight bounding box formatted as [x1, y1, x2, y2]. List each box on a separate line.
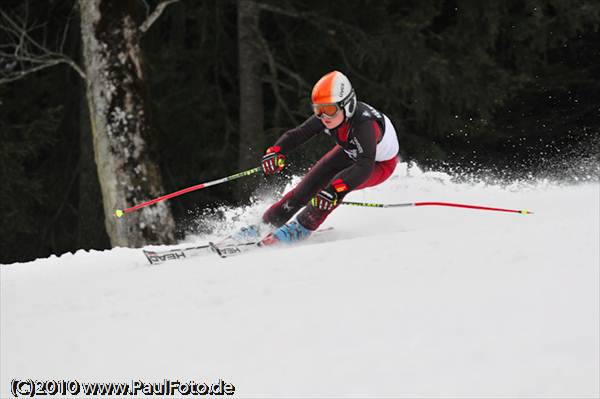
[2, 164, 599, 398]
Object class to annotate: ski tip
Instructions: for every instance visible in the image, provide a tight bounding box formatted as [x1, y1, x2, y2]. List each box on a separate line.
[520, 210, 534, 215]
[257, 234, 280, 247]
[115, 209, 124, 218]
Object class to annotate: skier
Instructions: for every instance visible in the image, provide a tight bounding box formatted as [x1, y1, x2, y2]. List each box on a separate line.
[244, 70, 400, 244]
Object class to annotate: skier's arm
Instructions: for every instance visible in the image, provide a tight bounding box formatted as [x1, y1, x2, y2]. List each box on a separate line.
[273, 116, 323, 155]
[337, 120, 379, 190]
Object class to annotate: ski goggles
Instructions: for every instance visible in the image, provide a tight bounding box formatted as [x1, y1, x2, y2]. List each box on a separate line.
[312, 103, 341, 119]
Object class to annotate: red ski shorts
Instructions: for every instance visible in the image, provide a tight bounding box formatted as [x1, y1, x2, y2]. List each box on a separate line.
[355, 157, 398, 190]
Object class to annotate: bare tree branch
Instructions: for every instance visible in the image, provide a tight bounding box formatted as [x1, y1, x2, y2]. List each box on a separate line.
[254, 1, 373, 93]
[0, 6, 86, 85]
[258, 32, 300, 126]
[255, 1, 368, 39]
[274, 62, 311, 90]
[140, 0, 151, 18]
[59, 2, 79, 53]
[0, 62, 58, 84]
[139, 0, 181, 35]
[254, 2, 307, 19]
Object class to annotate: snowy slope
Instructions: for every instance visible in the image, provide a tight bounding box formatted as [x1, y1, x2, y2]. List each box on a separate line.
[2, 164, 599, 398]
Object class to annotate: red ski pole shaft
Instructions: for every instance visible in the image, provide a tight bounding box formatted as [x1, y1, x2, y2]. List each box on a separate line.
[414, 202, 532, 214]
[340, 201, 533, 215]
[114, 167, 262, 218]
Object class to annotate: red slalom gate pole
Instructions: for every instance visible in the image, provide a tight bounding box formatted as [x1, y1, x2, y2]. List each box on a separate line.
[114, 167, 262, 218]
[341, 201, 533, 215]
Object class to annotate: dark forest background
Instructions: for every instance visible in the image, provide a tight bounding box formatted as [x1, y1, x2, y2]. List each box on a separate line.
[1, 0, 599, 264]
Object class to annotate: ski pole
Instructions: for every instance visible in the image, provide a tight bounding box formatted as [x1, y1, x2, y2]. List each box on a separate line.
[340, 201, 533, 215]
[115, 166, 262, 218]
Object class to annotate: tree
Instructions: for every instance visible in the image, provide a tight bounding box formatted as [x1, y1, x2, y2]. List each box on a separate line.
[78, 0, 178, 247]
[237, 0, 264, 171]
[1, 0, 180, 249]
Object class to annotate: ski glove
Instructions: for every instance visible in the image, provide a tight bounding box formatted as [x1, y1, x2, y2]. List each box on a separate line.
[310, 188, 338, 211]
[262, 146, 286, 175]
[310, 179, 349, 211]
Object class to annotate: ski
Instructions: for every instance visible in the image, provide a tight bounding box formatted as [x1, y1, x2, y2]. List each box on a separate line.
[144, 240, 262, 264]
[143, 238, 257, 264]
[143, 244, 212, 265]
[143, 227, 335, 264]
[210, 240, 264, 258]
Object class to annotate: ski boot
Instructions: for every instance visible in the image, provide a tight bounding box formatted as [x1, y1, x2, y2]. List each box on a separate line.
[229, 224, 261, 244]
[260, 220, 313, 246]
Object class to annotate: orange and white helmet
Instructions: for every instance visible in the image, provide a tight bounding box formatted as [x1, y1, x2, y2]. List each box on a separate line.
[311, 71, 357, 118]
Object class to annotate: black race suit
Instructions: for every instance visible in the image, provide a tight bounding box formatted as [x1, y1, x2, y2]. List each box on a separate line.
[263, 101, 398, 230]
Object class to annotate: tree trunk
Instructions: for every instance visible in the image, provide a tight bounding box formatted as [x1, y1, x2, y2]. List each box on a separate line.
[237, 0, 264, 170]
[78, 78, 110, 250]
[73, 10, 110, 251]
[79, 0, 175, 247]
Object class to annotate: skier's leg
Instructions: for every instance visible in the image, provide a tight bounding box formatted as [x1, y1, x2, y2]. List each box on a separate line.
[354, 157, 398, 190]
[262, 146, 352, 227]
[297, 157, 398, 230]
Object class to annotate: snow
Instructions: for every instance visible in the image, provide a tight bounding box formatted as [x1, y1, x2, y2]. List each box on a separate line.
[2, 164, 599, 398]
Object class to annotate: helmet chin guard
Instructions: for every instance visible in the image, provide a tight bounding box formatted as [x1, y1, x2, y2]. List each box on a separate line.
[311, 71, 357, 118]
